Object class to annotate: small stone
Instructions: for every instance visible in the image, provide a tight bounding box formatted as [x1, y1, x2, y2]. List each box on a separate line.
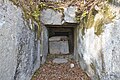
[53, 58, 68, 64]
[94, 5, 100, 11]
[64, 6, 77, 23]
[58, 77, 61, 78]
[0, 20, 5, 29]
[70, 63, 74, 68]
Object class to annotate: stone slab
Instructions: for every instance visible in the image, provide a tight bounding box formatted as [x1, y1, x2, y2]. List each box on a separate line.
[41, 9, 62, 25]
[41, 6, 77, 25]
[49, 36, 69, 54]
[0, 1, 41, 80]
[53, 58, 68, 64]
[49, 36, 68, 41]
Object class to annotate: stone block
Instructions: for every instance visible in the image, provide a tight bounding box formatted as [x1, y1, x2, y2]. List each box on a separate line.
[64, 6, 77, 23]
[0, 1, 41, 80]
[53, 58, 68, 64]
[41, 9, 62, 25]
[41, 6, 77, 25]
[49, 36, 69, 54]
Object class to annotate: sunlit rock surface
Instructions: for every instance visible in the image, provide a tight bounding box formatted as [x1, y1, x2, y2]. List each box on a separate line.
[1, 0, 120, 80]
[74, 5, 120, 80]
[0, 1, 41, 80]
[41, 9, 63, 25]
[64, 6, 77, 23]
[41, 6, 77, 25]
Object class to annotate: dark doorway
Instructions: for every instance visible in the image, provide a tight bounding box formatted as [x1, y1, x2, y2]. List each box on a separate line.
[46, 25, 75, 54]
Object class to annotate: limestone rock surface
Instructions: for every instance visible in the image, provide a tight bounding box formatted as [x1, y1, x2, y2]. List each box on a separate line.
[41, 6, 77, 25]
[74, 5, 120, 80]
[41, 9, 62, 25]
[64, 6, 77, 23]
[0, 1, 42, 80]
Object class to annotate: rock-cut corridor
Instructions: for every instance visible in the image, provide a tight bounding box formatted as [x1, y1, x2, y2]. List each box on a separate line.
[32, 54, 91, 80]
[1, 0, 120, 80]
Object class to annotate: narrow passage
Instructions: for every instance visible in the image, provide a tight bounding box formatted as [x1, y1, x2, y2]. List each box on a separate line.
[32, 54, 90, 80]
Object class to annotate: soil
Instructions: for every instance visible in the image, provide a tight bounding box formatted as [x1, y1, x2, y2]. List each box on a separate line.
[31, 54, 91, 80]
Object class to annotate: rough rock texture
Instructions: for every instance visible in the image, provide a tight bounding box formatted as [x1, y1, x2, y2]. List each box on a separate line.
[64, 6, 77, 23]
[41, 9, 63, 25]
[0, 1, 76, 80]
[1, 0, 120, 80]
[49, 36, 69, 54]
[74, 5, 120, 80]
[0, 1, 43, 80]
[41, 6, 77, 25]
[0, 1, 17, 80]
[41, 25, 48, 64]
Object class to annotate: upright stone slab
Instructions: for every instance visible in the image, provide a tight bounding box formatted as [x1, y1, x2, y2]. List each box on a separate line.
[0, 1, 41, 80]
[74, 4, 120, 80]
[49, 36, 69, 54]
[41, 25, 48, 64]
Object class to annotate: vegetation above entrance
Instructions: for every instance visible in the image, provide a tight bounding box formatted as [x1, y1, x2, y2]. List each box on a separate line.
[10, 0, 115, 38]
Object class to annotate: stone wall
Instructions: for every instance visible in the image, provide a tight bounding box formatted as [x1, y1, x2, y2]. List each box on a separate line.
[74, 5, 120, 80]
[0, 1, 76, 80]
[1, 0, 120, 80]
[0, 1, 17, 80]
[0, 1, 42, 80]
[41, 25, 48, 64]
[41, 6, 77, 25]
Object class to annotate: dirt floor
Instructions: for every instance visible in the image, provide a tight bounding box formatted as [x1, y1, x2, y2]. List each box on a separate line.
[31, 54, 91, 80]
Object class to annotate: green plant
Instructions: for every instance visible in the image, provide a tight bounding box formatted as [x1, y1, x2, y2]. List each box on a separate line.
[10, 0, 64, 39]
[76, 0, 115, 36]
[10, 0, 115, 38]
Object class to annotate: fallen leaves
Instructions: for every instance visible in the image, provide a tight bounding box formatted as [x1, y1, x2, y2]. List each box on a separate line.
[32, 54, 91, 80]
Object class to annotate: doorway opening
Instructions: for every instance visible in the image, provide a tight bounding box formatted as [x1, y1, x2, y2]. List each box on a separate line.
[46, 24, 76, 55]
